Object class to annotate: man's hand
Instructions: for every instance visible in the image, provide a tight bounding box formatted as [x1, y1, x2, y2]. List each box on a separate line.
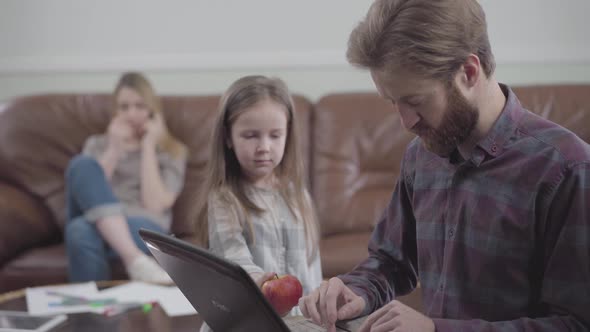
[358, 300, 434, 332]
[299, 277, 365, 332]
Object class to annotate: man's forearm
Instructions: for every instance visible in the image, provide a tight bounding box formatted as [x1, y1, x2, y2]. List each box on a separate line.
[338, 254, 417, 317]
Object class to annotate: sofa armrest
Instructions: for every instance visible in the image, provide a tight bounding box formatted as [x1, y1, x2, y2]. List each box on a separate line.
[0, 182, 58, 266]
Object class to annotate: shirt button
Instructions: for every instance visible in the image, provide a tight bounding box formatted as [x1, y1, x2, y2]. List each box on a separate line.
[448, 228, 454, 238]
[491, 144, 498, 153]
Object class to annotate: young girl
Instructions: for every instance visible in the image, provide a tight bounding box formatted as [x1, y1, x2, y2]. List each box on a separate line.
[64, 72, 187, 284]
[197, 75, 322, 329]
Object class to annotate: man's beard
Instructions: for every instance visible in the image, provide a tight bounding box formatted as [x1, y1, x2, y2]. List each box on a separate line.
[413, 83, 479, 157]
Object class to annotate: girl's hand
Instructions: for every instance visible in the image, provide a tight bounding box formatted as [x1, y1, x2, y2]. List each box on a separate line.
[142, 112, 166, 146]
[254, 272, 277, 289]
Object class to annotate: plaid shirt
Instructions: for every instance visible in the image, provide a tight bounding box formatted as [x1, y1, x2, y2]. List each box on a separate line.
[339, 85, 590, 331]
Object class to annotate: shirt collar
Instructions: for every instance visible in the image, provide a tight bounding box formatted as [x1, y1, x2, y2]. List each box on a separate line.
[466, 84, 525, 167]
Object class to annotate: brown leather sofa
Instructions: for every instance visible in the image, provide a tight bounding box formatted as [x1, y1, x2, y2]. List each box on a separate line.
[1, 85, 590, 295]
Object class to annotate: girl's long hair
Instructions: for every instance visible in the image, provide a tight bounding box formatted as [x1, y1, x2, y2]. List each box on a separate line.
[196, 75, 319, 261]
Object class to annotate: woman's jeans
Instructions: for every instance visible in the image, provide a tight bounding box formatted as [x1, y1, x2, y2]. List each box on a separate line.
[64, 155, 164, 282]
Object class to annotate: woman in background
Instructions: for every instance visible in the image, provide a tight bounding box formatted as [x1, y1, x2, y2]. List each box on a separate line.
[64, 72, 187, 284]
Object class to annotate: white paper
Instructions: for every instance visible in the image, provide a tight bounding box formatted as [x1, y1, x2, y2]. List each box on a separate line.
[98, 282, 197, 317]
[26, 282, 108, 316]
[26, 281, 197, 317]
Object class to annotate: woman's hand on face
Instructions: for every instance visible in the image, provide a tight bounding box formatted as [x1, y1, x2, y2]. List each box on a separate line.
[142, 112, 166, 146]
[107, 115, 134, 150]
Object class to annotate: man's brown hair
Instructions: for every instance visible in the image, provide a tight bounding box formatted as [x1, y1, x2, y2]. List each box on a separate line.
[347, 0, 495, 81]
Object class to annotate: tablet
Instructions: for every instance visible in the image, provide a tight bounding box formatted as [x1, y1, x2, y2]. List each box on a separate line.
[139, 228, 355, 331]
[0, 311, 67, 332]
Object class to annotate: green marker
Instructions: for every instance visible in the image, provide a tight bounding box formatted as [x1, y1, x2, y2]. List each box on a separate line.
[142, 303, 153, 313]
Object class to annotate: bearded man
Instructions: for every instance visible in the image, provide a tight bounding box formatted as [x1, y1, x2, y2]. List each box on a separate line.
[299, 0, 590, 331]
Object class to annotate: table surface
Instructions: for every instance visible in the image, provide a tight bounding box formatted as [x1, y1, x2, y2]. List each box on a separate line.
[0, 281, 423, 332]
[0, 281, 203, 332]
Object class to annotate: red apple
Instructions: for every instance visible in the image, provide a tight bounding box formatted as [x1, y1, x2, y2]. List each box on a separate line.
[261, 274, 303, 316]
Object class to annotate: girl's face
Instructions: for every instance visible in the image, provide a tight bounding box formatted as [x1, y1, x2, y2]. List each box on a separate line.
[115, 86, 152, 136]
[229, 99, 289, 188]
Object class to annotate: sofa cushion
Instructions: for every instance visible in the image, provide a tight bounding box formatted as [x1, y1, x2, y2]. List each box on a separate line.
[312, 93, 414, 237]
[320, 232, 372, 278]
[0, 183, 58, 266]
[0, 95, 112, 230]
[512, 85, 590, 143]
[0, 94, 313, 248]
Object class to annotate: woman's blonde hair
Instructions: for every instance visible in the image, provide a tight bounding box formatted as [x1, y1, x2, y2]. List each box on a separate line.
[196, 75, 319, 261]
[113, 72, 187, 159]
[347, 0, 495, 81]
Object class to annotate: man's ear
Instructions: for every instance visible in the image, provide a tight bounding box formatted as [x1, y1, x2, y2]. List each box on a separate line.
[455, 54, 481, 89]
[462, 54, 483, 88]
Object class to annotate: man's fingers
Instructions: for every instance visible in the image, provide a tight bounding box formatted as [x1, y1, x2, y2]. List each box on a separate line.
[308, 287, 324, 325]
[299, 291, 321, 323]
[324, 278, 343, 324]
[371, 307, 400, 331]
[303, 278, 363, 331]
[298, 296, 309, 318]
[317, 280, 331, 325]
[358, 304, 390, 332]
[336, 295, 363, 321]
[359, 301, 403, 332]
